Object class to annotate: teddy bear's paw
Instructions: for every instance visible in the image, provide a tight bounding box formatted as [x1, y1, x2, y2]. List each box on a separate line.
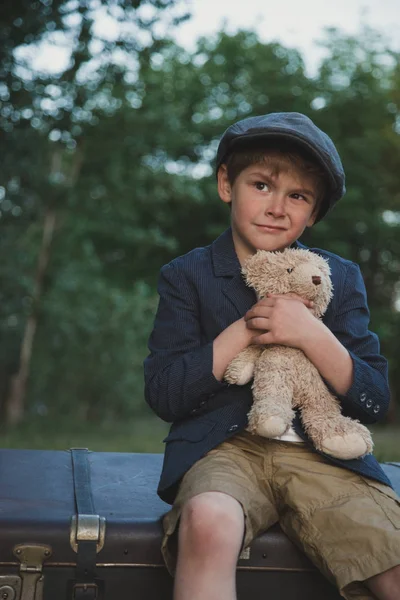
[320, 432, 371, 460]
[255, 416, 288, 438]
[224, 362, 254, 385]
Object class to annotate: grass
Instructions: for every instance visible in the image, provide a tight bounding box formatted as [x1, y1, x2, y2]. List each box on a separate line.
[0, 413, 170, 453]
[0, 415, 399, 463]
[370, 425, 400, 462]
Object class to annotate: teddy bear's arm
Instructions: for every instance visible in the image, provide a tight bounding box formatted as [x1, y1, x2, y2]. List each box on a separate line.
[296, 357, 373, 459]
[224, 345, 263, 385]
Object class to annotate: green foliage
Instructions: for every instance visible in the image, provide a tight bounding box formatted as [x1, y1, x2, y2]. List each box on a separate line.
[1, 10, 400, 423]
[30, 260, 158, 420]
[0, 0, 188, 419]
[299, 28, 400, 393]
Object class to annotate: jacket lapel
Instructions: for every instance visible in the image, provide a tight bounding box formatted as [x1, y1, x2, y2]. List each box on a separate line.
[211, 228, 257, 318]
[221, 273, 257, 318]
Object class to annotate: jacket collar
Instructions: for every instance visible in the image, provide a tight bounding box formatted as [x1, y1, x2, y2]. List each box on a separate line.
[210, 227, 304, 277]
[211, 228, 241, 277]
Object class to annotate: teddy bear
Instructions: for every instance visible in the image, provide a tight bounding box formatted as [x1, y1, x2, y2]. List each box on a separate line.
[224, 248, 373, 460]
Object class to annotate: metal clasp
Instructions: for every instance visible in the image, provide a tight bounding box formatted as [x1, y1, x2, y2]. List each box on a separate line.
[13, 544, 52, 600]
[70, 515, 106, 554]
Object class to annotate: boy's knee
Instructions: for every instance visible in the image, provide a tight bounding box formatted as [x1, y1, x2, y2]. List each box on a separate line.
[179, 491, 245, 557]
[365, 563, 400, 597]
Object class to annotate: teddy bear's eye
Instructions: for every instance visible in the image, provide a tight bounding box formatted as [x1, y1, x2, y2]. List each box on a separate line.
[287, 268, 294, 274]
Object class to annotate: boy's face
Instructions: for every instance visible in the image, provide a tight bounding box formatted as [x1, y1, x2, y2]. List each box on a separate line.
[218, 161, 318, 265]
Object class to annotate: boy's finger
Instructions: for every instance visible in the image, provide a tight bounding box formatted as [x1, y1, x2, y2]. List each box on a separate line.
[252, 332, 273, 345]
[268, 293, 314, 309]
[255, 297, 276, 307]
[245, 307, 272, 320]
[246, 317, 270, 330]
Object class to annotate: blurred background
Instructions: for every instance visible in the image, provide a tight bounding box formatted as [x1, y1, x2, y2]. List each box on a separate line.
[1, 0, 400, 459]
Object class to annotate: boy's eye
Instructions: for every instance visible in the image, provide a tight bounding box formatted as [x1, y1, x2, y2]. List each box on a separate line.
[291, 193, 308, 202]
[255, 182, 269, 191]
[287, 268, 294, 273]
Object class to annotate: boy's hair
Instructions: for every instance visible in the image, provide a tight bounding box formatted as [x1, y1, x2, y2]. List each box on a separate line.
[224, 140, 327, 218]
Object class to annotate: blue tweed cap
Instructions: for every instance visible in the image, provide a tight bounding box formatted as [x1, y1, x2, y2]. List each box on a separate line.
[215, 112, 346, 222]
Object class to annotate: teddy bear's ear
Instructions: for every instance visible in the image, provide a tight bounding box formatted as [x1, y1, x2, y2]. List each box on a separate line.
[242, 250, 282, 287]
[242, 251, 274, 293]
[242, 250, 292, 296]
[242, 250, 271, 277]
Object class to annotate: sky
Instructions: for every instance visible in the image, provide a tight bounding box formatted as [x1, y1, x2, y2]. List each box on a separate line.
[25, 0, 400, 77]
[173, 0, 400, 75]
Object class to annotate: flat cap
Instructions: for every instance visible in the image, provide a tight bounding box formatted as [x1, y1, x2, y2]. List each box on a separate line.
[215, 112, 345, 222]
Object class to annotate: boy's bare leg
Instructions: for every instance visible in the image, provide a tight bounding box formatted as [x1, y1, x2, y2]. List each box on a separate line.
[365, 564, 400, 600]
[174, 491, 245, 600]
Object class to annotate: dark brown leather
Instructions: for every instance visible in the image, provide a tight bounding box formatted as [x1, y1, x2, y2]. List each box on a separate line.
[0, 449, 398, 600]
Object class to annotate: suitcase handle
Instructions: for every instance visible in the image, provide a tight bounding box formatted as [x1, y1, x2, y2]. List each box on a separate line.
[70, 449, 105, 600]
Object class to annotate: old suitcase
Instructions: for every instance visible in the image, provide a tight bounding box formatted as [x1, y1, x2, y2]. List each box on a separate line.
[0, 448, 399, 600]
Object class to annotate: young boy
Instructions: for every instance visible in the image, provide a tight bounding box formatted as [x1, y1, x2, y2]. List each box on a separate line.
[144, 112, 400, 600]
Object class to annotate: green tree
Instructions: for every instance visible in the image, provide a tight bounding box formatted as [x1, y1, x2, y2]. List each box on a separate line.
[0, 0, 188, 422]
[301, 28, 400, 414]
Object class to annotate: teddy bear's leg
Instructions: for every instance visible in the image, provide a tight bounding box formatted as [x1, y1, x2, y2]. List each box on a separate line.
[247, 352, 295, 438]
[297, 362, 373, 459]
[224, 345, 264, 385]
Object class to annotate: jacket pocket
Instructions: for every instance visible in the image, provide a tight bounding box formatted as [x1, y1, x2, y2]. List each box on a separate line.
[362, 477, 400, 529]
[163, 418, 216, 443]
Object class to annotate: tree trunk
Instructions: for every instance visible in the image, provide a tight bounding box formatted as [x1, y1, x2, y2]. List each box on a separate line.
[5, 208, 57, 425]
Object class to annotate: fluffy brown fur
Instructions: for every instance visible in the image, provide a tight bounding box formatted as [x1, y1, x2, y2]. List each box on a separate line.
[224, 248, 373, 460]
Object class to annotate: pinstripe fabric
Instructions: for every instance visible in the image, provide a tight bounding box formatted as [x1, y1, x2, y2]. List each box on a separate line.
[144, 228, 392, 504]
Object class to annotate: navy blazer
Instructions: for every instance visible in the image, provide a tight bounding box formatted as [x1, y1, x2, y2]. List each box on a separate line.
[144, 228, 392, 504]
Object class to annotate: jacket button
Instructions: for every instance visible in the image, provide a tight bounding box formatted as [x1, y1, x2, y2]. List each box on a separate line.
[360, 393, 367, 402]
[191, 408, 199, 415]
[228, 424, 239, 433]
[200, 400, 207, 407]
[373, 404, 380, 413]
[366, 399, 373, 408]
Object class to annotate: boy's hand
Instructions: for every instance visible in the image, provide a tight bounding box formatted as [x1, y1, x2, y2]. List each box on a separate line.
[244, 293, 318, 349]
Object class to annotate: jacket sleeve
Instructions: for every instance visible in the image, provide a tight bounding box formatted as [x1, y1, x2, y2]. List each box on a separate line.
[326, 261, 390, 424]
[143, 262, 228, 422]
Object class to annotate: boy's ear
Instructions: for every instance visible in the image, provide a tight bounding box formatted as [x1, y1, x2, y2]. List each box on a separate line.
[217, 164, 232, 204]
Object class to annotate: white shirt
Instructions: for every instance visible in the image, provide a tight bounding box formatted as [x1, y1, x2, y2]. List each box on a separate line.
[272, 425, 304, 443]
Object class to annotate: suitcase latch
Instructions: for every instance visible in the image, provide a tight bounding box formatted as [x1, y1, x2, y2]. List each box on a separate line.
[70, 515, 106, 553]
[13, 544, 52, 600]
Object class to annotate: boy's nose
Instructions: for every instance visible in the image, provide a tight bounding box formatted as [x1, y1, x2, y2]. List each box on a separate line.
[266, 195, 286, 216]
[312, 276, 321, 285]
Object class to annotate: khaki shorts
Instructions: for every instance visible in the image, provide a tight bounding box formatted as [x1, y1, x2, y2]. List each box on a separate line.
[162, 431, 400, 599]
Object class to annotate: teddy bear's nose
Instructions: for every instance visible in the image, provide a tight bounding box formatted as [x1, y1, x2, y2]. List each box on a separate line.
[312, 276, 321, 285]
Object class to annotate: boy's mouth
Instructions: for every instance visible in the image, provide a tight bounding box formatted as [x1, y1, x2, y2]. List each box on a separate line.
[255, 223, 286, 232]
